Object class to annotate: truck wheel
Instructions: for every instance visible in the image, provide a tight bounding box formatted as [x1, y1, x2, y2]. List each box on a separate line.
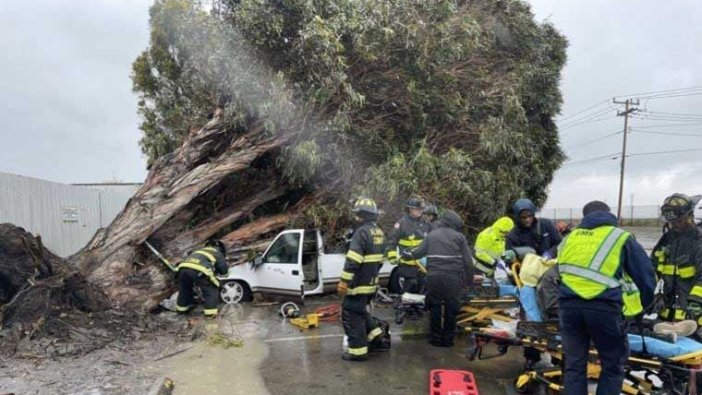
[388, 268, 403, 294]
[220, 280, 252, 304]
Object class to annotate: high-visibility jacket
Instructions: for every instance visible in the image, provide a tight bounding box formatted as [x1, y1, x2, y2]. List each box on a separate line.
[474, 226, 505, 275]
[558, 226, 643, 317]
[341, 222, 386, 296]
[651, 226, 702, 323]
[386, 214, 430, 266]
[177, 246, 228, 287]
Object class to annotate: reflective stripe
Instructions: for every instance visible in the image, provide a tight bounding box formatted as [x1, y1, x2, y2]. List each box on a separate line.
[367, 327, 383, 341]
[194, 250, 217, 263]
[341, 271, 354, 281]
[175, 304, 191, 312]
[177, 262, 220, 287]
[657, 264, 696, 278]
[347, 285, 377, 295]
[399, 239, 422, 247]
[346, 250, 363, 263]
[698, 317, 702, 326]
[662, 308, 686, 321]
[348, 346, 368, 356]
[203, 308, 218, 316]
[426, 255, 463, 259]
[589, 228, 625, 271]
[399, 259, 420, 266]
[559, 264, 621, 288]
[363, 254, 384, 263]
[691, 285, 702, 298]
[474, 261, 495, 275]
[387, 250, 398, 259]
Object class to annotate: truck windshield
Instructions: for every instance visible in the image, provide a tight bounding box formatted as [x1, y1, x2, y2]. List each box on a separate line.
[265, 233, 301, 264]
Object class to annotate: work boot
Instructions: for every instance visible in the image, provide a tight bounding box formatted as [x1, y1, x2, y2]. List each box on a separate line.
[428, 339, 444, 348]
[369, 338, 390, 353]
[654, 320, 697, 337]
[341, 352, 368, 362]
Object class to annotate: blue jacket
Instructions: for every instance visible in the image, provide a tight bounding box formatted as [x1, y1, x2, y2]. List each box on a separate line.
[558, 211, 656, 313]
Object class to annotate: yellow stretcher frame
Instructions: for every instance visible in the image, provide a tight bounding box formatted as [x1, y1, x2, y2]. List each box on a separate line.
[511, 334, 702, 394]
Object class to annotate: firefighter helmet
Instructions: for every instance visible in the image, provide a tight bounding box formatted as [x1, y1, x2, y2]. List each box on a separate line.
[206, 239, 227, 257]
[661, 193, 697, 222]
[405, 196, 425, 209]
[423, 204, 438, 216]
[353, 197, 379, 215]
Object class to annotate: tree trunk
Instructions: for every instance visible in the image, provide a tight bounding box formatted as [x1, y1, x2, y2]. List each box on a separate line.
[2, 113, 318, 329]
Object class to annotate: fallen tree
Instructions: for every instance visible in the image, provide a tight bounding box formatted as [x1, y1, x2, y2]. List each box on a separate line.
[1, 0, 567, 331]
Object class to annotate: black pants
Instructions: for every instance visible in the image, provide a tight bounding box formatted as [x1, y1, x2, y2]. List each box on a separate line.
[426, 275, 461, 346]
[560, 307, 628, 395]
[176, 268, 220, 316]
[398, 265, 422, 293]
[342, 295, 381, 356]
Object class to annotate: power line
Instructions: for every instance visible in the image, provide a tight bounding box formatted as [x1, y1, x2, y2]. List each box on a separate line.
[566, 131, 622, 151]
[627, 148, 702, 157]
[630, 129, 702, 137]
[562, 152, 620, 167]
[614, 86, 702, 100]
[629, 122, 702, 129]
[559, 107, 613, 128]
[557, 99, 609, 122]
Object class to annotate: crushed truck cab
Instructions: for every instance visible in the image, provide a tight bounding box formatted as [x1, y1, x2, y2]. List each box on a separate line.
[218, 229, 394, 304]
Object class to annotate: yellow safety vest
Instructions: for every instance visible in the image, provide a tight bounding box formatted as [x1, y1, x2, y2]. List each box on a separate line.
[558, 226, 643, 317]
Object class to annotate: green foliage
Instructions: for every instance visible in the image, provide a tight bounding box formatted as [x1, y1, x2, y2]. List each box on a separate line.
[133, 0, 568, 233]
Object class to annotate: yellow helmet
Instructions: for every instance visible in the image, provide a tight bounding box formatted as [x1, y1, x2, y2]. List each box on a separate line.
[493, 216, 515, 234]
[353, 197, 379, 215]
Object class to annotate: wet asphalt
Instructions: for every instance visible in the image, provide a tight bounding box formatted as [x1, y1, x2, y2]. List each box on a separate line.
[255, 299, 524, 395]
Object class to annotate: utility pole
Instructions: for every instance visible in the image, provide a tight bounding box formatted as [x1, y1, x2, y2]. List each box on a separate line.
[613, 98, 639, 222]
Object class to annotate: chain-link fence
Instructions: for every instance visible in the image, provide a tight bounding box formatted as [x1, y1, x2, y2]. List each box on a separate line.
[538, 205, 663, 227]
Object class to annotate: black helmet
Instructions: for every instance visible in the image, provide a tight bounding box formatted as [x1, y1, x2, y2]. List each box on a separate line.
[423, 204, 438, 216]
[405, 196, 425, 209]
[206, 239, 227, 256]
[661, 193, 700, 222]
[352, 197, 379, 215]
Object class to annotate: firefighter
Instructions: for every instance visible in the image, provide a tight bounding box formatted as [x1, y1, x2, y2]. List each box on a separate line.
[651, 193, 702, 337]
[474, 216, 515, 278]
[558, 201, 655, 395]
[423, 204, 439, 230]
[386, 196, 431, 293]
[403, 210, 474, 347]
[338, 197, 389, 361]
[175, 239, 229, 318]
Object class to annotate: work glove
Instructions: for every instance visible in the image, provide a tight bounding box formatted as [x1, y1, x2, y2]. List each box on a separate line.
[337, 281, 348, 297]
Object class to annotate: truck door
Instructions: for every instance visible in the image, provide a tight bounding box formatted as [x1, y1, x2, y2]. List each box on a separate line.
[257, 230, 304, 297]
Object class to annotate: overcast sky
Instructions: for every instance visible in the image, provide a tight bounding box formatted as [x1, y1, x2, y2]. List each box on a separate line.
[0, 0, 700, 209]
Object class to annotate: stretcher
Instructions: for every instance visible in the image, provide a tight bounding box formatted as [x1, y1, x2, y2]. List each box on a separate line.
[467, 320, 702, 394]
[393, 283, 520, 325]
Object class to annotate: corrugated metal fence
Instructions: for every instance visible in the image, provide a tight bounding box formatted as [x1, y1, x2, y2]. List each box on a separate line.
[0, 172, 140, 257]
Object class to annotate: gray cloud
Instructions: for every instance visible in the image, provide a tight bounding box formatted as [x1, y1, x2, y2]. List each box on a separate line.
[1, 0, 700, 209]
[528, 0, 702, 208]
[0, 0, 151, 183]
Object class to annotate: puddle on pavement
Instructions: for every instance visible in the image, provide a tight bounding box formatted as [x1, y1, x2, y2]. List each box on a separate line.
[145, 305, 271, 395]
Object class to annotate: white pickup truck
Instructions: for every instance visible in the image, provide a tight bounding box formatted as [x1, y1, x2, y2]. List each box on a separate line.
[218, 229, 397, 304]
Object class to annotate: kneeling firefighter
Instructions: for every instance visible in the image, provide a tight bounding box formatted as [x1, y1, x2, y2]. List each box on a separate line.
[176, 239, 229, 317]
[404, 210, 474, 347]
[338, 197, 390, 361]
